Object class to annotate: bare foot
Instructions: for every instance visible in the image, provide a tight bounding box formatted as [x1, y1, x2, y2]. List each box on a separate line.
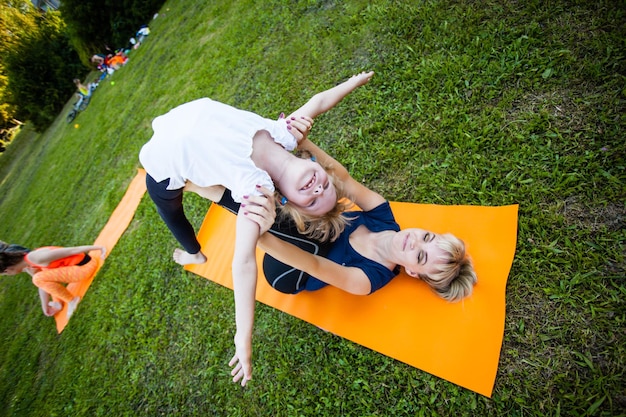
[46, 301, 62, 316]
[173, 248, 207, 265]
[48, 301, 62, 311]
[67, 296, 81, 319]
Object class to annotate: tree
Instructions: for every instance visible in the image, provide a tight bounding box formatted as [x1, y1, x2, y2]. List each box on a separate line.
[59, 0, 113, 62]
[0, 0, 166, 132]
[0, 0, 40, 130]
[61, 0, 165, 61]
[0, 0, 39, 55]
[2, 3, 84, 131]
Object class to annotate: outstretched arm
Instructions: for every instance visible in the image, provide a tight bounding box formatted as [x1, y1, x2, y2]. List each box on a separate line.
[228, 208, 262, 387]
[283, 71, 384, 211]
[288, 71, 374, 120]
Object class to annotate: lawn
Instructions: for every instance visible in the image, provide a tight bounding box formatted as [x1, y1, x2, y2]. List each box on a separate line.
[0, 0, 624, 415]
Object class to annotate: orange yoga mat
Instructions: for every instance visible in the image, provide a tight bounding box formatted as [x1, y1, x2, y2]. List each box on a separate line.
[54, 169, 147, 333]
[186, 202, 518, 397]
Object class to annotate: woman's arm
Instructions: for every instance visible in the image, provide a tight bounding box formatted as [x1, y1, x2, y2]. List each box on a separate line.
[298, 139, 386, 212]
[27, 245, 106, 266]
[240, 192, 372, 294]
[243, 187, 373, 295]
[257, 232, 372, 295]
[288, 71, 374, 120]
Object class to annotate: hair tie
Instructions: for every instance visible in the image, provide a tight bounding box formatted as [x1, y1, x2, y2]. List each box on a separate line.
[311, 156, 317, 162]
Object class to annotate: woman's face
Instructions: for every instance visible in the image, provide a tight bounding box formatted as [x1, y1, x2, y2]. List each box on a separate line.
[391, 228, 446, 278]
[279, 158, 337, 216]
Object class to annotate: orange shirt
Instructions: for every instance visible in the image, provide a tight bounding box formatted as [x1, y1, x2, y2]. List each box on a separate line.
[24, 247, 86, 269]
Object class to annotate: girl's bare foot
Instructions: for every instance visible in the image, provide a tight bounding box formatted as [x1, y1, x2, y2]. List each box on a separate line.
[48, 301, 62, 311]
[173, 248, 207, 265]
[47, 301, 62, 316]
[67, 296, 81, 319]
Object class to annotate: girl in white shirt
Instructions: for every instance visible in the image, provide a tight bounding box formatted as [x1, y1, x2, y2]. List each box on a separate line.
[138, 71, 374, 386]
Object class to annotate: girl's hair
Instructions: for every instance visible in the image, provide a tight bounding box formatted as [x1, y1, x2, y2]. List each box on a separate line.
[275, 150, 353, 243]
[0, 241, 30, 273]
[417, 233, 477, 302]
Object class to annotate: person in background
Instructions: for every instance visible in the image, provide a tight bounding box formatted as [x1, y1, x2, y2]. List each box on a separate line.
[0, 241, 106, 319]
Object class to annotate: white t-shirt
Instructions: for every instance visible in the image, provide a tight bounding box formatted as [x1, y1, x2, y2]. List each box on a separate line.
[139, 98, 297, 202]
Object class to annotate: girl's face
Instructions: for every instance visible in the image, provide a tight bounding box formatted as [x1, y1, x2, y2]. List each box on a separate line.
[280, 159, 337, 216]
[392, 228, 446, 278]
[0, 264, 22, 276]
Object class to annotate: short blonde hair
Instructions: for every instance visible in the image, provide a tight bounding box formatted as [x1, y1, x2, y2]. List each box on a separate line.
[417, 233, 477, 302]
[275, 149, 353, 243]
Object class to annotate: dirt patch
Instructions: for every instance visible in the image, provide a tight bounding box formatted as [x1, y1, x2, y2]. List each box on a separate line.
[561, 196, 625, 233]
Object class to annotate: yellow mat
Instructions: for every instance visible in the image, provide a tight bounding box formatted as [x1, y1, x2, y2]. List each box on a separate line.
[186, 202, 518, 397]
[54, 169, 147, 333]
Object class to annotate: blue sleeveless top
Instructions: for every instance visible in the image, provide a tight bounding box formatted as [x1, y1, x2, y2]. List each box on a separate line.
[304, 201, 401, 294]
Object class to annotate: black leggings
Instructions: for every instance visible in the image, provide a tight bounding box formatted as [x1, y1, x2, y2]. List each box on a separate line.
[217, 189, 330, 294]
[146, 174, 202, 254]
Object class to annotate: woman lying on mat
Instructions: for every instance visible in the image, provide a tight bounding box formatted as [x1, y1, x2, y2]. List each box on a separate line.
[139, 71, 374, 387]
[220, 140, 477, 302]
[0, 241, 106, 319]
[204, 140, 476, 386]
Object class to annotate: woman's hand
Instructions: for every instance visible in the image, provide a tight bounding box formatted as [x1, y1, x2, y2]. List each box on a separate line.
[242, 186, 277, 234]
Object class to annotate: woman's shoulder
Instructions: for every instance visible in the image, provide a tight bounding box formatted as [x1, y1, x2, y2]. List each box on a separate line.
[369, 200, 392, 212]
[355, 200, 393, 219]
[349, 201, 398, 232]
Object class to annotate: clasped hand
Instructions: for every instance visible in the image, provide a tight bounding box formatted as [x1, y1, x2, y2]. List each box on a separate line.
[241, 186, 276, 234]
[281, 113, 314, 143]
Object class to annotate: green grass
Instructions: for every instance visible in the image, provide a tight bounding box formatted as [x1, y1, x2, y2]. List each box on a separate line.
[0, 0, 624, 415]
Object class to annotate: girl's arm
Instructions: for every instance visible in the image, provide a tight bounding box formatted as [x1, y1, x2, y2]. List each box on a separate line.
[228, 208, 262, 387]
[27, 245, 106, 266]
[298, 139, 385, 212]
[288, 71, 374, 120]
[285, 71, 384, 211]
[257, 232, 372, 295]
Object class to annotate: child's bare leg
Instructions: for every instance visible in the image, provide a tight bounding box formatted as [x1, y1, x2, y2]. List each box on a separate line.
[173, 248, 207, 265]
[184, 181, 226, 201]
